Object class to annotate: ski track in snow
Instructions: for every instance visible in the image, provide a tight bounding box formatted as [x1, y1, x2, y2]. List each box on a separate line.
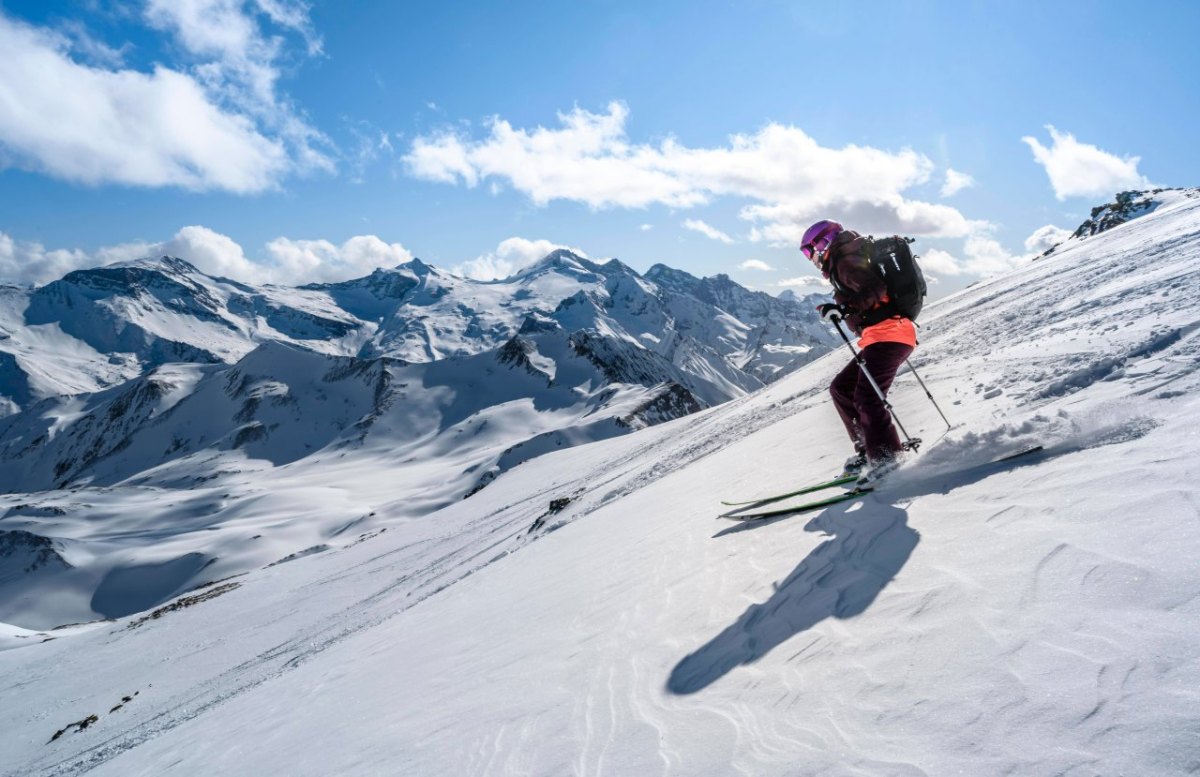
[3, 191, 1200, 775]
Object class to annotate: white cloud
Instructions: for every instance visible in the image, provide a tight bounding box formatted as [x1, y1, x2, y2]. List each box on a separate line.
[97, 224, 279, 281]
[345, 122, 395, 183]
[253, 0, 323, 55]
[910, 228, 1051, 282]
[453, 237, 588, 281]
[164, 225, 260, 279]
[0, 13, 294, 193]
[1, 226, 413, 287]
[961, 233, 1032, 276]
[741, 198, 977, 246]
[144, 0, 332, 172]
[264, 234, 413, 283]
[0, 232, 92, 287]
[683, 219, 735, 244]
[404, 103, 976, 244]
[0, 5, 330, 194]
[941, 168, 975, 197]
[59, 19, 131, 67]
[918, 248, 965, 276]
[777, 275, 831, 290]
[1023, 224, 1072, 253]
[1022, 126, 1153, 200]
[639, 224, 653, 231]
[738, 259, 774, 271]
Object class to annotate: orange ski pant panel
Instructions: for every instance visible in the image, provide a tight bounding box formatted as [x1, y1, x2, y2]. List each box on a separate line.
[857, 316, 917, 349]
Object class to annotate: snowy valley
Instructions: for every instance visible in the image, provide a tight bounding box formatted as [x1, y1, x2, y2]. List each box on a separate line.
[1, 189, 1199, 776]
[0, 252, 831, 628]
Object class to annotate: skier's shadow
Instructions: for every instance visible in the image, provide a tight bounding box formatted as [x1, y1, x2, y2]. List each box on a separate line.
[666, 499, 917, 695]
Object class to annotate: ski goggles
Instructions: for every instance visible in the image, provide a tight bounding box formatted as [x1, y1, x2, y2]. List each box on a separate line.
[800, 238, 831, 263]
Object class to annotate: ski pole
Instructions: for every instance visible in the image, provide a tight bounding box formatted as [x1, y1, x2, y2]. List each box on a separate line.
[903, 359, 952, 431]
[831, 316, 918, 449]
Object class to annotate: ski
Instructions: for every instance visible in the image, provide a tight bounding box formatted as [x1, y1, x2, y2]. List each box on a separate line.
[995, 445, 1044, 462]
[720, 488, 873, 521]
[720, 474, 859, 507]
[717, 445, 1044, 522]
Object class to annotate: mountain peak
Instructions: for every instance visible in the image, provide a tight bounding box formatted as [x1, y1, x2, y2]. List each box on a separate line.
[512, 249, 594, 281]
[404, 257, 436, 276]
[590, 257, 637, 276]
[543, 248, 585, 264]
[55, 255, 213, 297]
[644, 263, 701, 295]
[105, 255, 203, 277]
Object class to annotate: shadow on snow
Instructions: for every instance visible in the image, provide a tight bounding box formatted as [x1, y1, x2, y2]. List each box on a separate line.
[666, 446, 1063, 695]
[667, 498, 916, 695]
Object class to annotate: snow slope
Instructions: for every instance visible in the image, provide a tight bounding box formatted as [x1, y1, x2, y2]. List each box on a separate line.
[0, 251, 834, 629]
[1, 189, 1199, 775]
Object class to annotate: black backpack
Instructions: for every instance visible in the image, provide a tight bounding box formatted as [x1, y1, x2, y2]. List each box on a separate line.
[862, 235, 926, 325]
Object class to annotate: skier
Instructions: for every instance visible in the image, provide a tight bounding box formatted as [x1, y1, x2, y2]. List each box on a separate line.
[800, 220, 918, 485]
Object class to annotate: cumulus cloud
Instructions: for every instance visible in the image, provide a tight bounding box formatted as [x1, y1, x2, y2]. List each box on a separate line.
[453, 237, 588, 281]
[909, 228, 1056, 282]
[742, 197, 977, 246]
[0, 226, 412, 286]
[908, 234, 1040, 282]
[738, 259, 774, 271]
[404, 102, 976, 245]
[264, 234, 413, 283]
[941, 168, 975, 197]
[0, 232, 92, 287]
[0, 14, 290, 192]
[960, 233, 1033, 276]
[918, 248, 965, 276]
[1023, 224, 1072, 253]
[1022, 126, 1153, 201]
[683, 219, 735, 244]
[0, 5, 329, 193]
[638, 224, 653, 231]
[145, 0, 332, 170]
[777, 275, 831, 290]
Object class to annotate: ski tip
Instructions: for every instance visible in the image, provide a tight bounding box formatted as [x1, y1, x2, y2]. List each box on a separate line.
[717, 487, 874, 521]
[995, 445, 1044, 462]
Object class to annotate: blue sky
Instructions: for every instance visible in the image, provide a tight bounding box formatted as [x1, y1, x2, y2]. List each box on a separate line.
[0, 1, 1196, 296]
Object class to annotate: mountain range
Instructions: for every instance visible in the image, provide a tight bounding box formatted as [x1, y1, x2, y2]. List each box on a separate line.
[0, 252, 833, 625]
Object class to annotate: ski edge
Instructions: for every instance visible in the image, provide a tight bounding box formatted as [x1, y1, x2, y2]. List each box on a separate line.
[994, 444, 1044, 463]
[720, 474, 858, 507]
[719, 488, 873, 521]
[718, 444, 1043, 520]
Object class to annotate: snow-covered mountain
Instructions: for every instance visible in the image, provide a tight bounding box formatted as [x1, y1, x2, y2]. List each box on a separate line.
[0, 256, 367, 416]
[0, 250, 834, 626]
[2, 188, 1198, 775]
[1040, 187, 1199, 256]
[0, 250, 831, 418]
[646, 264, 831, 383]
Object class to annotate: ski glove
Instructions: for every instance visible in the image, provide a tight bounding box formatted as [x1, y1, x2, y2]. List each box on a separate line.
[817, 303, 845, 323]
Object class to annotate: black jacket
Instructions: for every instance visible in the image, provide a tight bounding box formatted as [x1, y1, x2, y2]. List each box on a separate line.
[823, 231, 888, 334]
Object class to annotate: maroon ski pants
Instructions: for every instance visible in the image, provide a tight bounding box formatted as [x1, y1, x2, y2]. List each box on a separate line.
[830, 341, 914, 462]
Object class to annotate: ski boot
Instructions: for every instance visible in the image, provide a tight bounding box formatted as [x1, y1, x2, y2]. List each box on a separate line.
[839, 450, 868, 478]
[856, 456, 900, 488]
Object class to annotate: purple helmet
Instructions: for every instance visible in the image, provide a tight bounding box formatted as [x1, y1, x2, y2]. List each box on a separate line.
[800, 220, 843, 264]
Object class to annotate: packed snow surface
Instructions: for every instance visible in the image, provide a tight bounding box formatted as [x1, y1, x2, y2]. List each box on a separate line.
[2, 189, 1200, 775]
